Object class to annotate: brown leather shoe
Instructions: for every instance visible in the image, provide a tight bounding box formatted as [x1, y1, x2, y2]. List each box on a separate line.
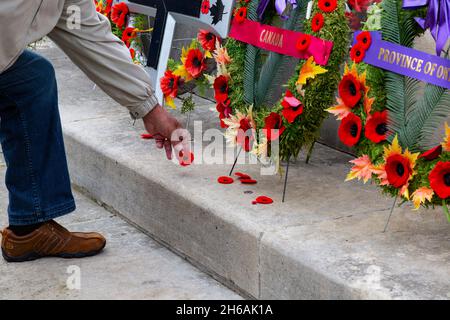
[1, 220, 106, 262]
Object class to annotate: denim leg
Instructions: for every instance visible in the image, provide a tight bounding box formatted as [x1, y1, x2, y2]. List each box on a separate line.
[0, 50, 75, 226]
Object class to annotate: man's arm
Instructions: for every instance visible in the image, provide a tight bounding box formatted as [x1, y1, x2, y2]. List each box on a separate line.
[48, 0, 185, 159]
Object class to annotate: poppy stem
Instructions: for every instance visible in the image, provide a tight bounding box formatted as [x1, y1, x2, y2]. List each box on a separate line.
[282, 157, 291, 203]
[443, 200, 450, 223]
[383, 195, 398, 233]
[305, 140, 316, 164]
[229, 146, 242, 176]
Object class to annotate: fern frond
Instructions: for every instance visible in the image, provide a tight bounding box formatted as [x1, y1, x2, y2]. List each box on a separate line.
[243, 0, 260, 105]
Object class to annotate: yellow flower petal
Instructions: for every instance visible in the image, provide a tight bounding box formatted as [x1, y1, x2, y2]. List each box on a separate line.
[296, 56, 327, 86]
[411, 187, 434, 210]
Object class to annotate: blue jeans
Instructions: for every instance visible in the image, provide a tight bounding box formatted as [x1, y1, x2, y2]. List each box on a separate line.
[0, 50, 75, 226]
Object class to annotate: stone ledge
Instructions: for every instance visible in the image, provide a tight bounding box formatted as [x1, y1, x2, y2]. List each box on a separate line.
[45, 44, 450, 299]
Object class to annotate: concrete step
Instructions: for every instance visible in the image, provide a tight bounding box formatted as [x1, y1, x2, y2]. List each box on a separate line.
[0, 163, 241, 299]
[43, 44, 450, 300]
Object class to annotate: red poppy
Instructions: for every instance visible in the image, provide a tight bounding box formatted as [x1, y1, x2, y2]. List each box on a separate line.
[198, 30, 217, 51]
[264, 112, 286, 141]
[216, 99, 232, 128]
[318, 0, 338, 13]
[111, 2, 129, 29]
[141, 133, 154, 140]
[234, 7, 247, 23]
[429, 161, 450, 199]
[218, 176, 234, 184]
[185, 49, 206, 78]
[201, 0, 210, 14]
[179, 150, 194, 167]
[338, 113, 362, 147]
[350, 42, 366, 63]
[356, 31, 372, 50]
[129, 48, 136, 60]
[237, 118, 254, 152]
[235, 172, 252, 180]
[419, 145, 443, 161]
[296, 34, 311, 52]
[365, 111, 388, 143]
[122, 27, 136, 47]
[252, 196, 274, 205]
[213, 75, 229, 103]
[160, 70, 180, 98]
[385, 154, 413, 188]
[348, 0, 372, 13]
[104, 0, 113, 16]
[338, 74, 362, 108]
[311, 13, 325, 32]
[241, 179, 257, 185]
[281, 90, 304, 124]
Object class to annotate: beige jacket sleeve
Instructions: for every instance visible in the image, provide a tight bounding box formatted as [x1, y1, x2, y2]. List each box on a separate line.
[48, 0, 159, 119]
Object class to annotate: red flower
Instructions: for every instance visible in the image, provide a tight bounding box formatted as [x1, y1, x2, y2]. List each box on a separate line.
[213, 75, 229, 103]
[264, 112, 286, 141]
[318, 0, 338, 13]
[160, 70, 180, 98]
[241, 179, 257, 185]
[234, 7, 247, 23]
[385, 154, 413, 188]
[419, 145, 443, 161]
[129, 48, 136, 60]
[281, 90, 304, 124]
[185, 49, 206, 78]
[104, 0, 113, 16]
[350, 42, 366, 63]
[111, 2, 129, 29]
[218, 176, 234, 184]
[216, 99, 232, 128]
[338, 74, 362, 108]
[365, 111, 388, 143]
[201, 0, 210, 14]
[238, 118, 254, 152]
[198, 30, 217, 51]
[348, 0, 372, 13]
[235, 172, 252, 180]
[252, 196, 273, 205]
[356, 31, 372, 50]
[296, 34, 311, 51]
[429, 161, 450, 199]
[311, 13, 325, 32]
[338, 113, 362, 147]
[122, 27, 136, 47]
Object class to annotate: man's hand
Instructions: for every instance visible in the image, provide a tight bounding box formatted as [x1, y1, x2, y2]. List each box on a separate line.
[142, 105, 188, 160]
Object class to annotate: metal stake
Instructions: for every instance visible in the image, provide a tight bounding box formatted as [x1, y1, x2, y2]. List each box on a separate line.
[229, 146, 242, 176]
[383, 195, 398, 233]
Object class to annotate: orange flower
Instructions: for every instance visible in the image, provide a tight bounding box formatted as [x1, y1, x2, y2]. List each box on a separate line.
[296, 56, 327, 86]
[346, 155, 376, 183]
[326, 98, 352, 120]
[411, 187, 434, 210]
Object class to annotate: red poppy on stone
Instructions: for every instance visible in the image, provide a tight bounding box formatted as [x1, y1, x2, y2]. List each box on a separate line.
[235, 172, 252, 180]
[419, 145, 443, 161]
[213, 75, 229, 103]
[338, 73, 362, 108]
[141, 133, 154, 140]
[429, 161, 450, 199]
[179, 150, 194, 167]
[252, 196, 274, 205]
[198, 29, 217, 51]
[185, 49, 206, 79]
[160, 70, 180, 98]
[311, 13, 325, 32]
[216, 99, 232, 128]
[264, 112, 286, 142]
[350, 42, 366, 63]
[356, 31, 372, 50]
[338, 113, 362, 147]
[296, 34, 311, 52]
[218, 176, 234, 184]
[234, 7, 247, 23]
[365, 111, 389, 143]
[237, 118, 254, 152]
[281, 90, 304, 124]
[111, 2, 129, 29]
[385, 154, 414, 188]
[318, 0, 338, 13]
[201, 0, 210, 14]
[241, 179, 257, 185]
[122, 27, 136, 47]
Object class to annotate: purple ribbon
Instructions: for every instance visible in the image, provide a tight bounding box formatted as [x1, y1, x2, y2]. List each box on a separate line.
[354, 32, 450, 89]
[257, 0, 297, 20]
[403, 0, 449, 56]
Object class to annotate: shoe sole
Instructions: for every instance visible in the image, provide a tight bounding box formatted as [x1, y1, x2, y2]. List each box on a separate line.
[1, 242, 106, 263]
